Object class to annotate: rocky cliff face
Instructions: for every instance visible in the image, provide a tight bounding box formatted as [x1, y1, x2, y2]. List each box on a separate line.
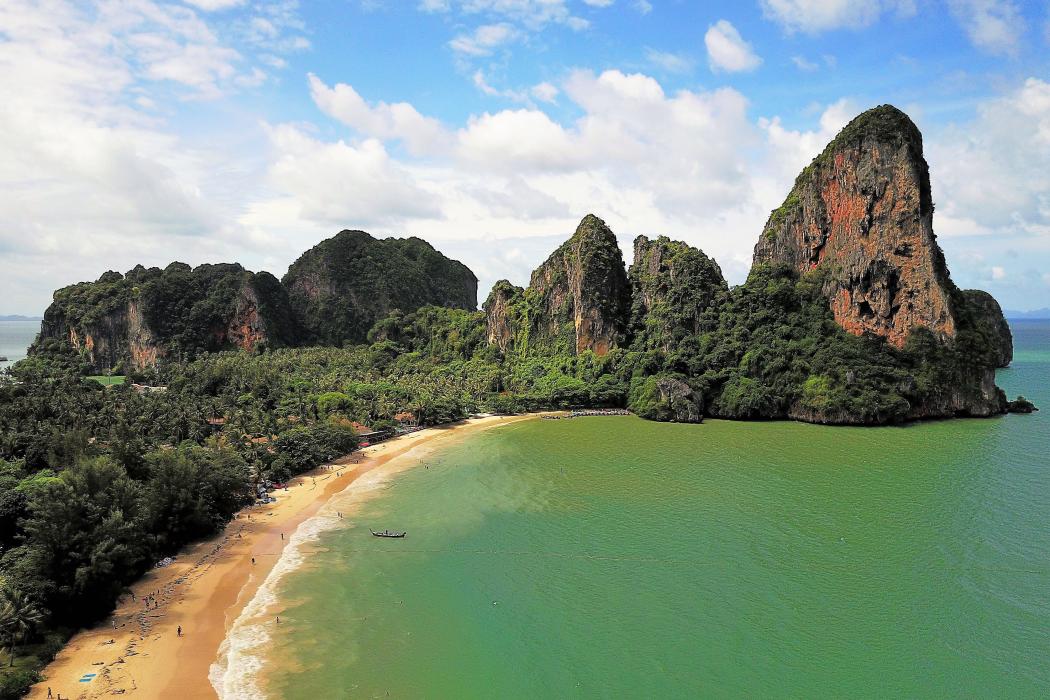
[38, 297, 162, 373]
[482, 280, 524, 354]
[283, 230, 478, 346]
[523, 214, 631, 356]
[752, 104, 1012, 420]
[629, 235, 727, 352]
[960, 289, 1013, 368]
[33, 265, 296, 372]
[754, 105, 958, 348]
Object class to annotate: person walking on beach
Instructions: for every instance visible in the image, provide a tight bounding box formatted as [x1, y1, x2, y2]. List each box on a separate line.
[46, 688, 51, 699]
[177, 625, 182, 637]
[252, 557, 256, 565]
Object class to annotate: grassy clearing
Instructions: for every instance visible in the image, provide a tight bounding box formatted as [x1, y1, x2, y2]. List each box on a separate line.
[87, 375, 126, 386]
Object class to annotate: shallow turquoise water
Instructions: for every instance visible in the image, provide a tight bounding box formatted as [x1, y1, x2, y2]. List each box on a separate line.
[266, 322, 1049, 699]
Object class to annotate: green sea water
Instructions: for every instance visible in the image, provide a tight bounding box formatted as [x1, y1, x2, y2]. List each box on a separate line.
[260, 322, 1049, 699]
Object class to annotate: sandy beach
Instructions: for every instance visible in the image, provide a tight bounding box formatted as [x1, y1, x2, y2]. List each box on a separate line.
[30, 413, 539, 700]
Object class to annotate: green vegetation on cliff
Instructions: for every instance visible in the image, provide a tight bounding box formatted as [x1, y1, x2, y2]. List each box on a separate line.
[34, 263, 297, 372]
[283, 230, 478, 346]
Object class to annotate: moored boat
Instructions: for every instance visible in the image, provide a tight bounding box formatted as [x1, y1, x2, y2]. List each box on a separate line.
[370, 529, 406, 538]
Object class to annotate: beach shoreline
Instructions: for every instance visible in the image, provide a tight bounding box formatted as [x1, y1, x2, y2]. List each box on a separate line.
[30, 413, 543, 700]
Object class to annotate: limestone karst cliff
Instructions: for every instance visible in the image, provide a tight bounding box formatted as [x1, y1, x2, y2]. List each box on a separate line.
[28, 105, 1023, 425]
[283, 230, 478, 346]
[527, 214, 631, 355]
[482, 280, 525, 354]
[482, 214, 631, 357]
[754, 105, 958, 348]
[628, 235, 728, 353]
[34, 230, 477, 372]
[33, 264, 297, 372]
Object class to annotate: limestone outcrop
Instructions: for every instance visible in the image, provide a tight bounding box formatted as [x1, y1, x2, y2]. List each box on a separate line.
[526, 214, 631, 356]
[754, 105, 957, 348]
[283, 230, 478, 346]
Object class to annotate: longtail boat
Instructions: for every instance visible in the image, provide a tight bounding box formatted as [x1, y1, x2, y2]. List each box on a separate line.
[370, 529, 406, 538]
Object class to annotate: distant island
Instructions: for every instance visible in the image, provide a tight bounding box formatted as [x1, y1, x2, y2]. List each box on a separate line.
[0, 315, 41, 322]
[1005, 308, 1050, 320]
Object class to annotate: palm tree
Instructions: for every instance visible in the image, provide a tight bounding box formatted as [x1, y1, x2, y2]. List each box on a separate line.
[0, 587, 45, 667]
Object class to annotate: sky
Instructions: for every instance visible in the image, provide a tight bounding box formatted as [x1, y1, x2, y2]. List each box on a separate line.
[1, 0, 1049, 315]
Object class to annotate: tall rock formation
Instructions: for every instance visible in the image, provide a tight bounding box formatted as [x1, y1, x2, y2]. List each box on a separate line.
[34, 263, 297, 372]
[283, 230, 478, 346]
[960, 289, 1013, 368]
[752, 104, 1013, 419]
[629, 235, 728, 352]
[534, 214, 630, 355]
[492, 214, 631, 356]
[482, 280, 524, 354]
[754, 105, 958, 348]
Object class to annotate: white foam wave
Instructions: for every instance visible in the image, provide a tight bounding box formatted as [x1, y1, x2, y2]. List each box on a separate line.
[209, 511, 342, 700]
[209, 446, 431, 699]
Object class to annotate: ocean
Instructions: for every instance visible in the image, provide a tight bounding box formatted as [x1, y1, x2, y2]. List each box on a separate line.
[0, 320, 39, 370]
[219, 322, 1050, 698]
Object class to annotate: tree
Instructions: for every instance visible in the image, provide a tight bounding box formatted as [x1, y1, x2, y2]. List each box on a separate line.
[0, 588, 45, 667]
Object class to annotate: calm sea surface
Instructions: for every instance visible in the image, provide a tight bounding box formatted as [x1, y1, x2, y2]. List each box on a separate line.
[257, 322, 1048, 698]
[0, 320, 38, 370]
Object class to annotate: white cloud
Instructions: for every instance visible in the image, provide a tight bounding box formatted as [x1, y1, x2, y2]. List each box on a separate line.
[948, 0, 1026, 56]
[583, 0, 614, 6]
[531, 81, 559, 102]
[760, 0, 916, 33]
[182, 0, 245, 10]
[449, 22, 519, 55]
[644, 48, 694, 73]
[705, 20, 762, 73]
[469, 70, 560, 106]
[265, 125, 443, 226]
[929, 78, 1050, 239]
[991, 265, 1006, 279]
[634, 0, 652, 14]
[308, 74, 448, 155]
[454, 0, 587, 30]
[759, 99, 854, 180]
[225, 68, 776, 298]
[0, 0, 309, 312]
[792, 55, 819, 71]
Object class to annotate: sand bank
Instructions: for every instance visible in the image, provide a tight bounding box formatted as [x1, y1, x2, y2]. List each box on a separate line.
[31, 413, 540, 700]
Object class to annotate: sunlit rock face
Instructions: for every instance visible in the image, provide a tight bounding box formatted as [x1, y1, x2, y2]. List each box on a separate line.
[754, 104, 958, 349]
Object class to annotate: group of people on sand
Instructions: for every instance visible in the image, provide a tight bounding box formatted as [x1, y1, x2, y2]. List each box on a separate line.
[40, 461, 365, 699]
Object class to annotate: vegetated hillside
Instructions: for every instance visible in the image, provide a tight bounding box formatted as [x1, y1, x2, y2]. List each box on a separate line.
[32, 263, 297, 373]
[283, 230, 479, 346]
[31, 231, 479, 371]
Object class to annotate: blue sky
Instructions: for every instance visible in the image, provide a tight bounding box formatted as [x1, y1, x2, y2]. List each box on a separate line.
[1, 0, 1049, 314]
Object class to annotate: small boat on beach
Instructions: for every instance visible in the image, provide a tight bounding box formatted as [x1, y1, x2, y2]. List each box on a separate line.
[370, 529, 406, 538]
